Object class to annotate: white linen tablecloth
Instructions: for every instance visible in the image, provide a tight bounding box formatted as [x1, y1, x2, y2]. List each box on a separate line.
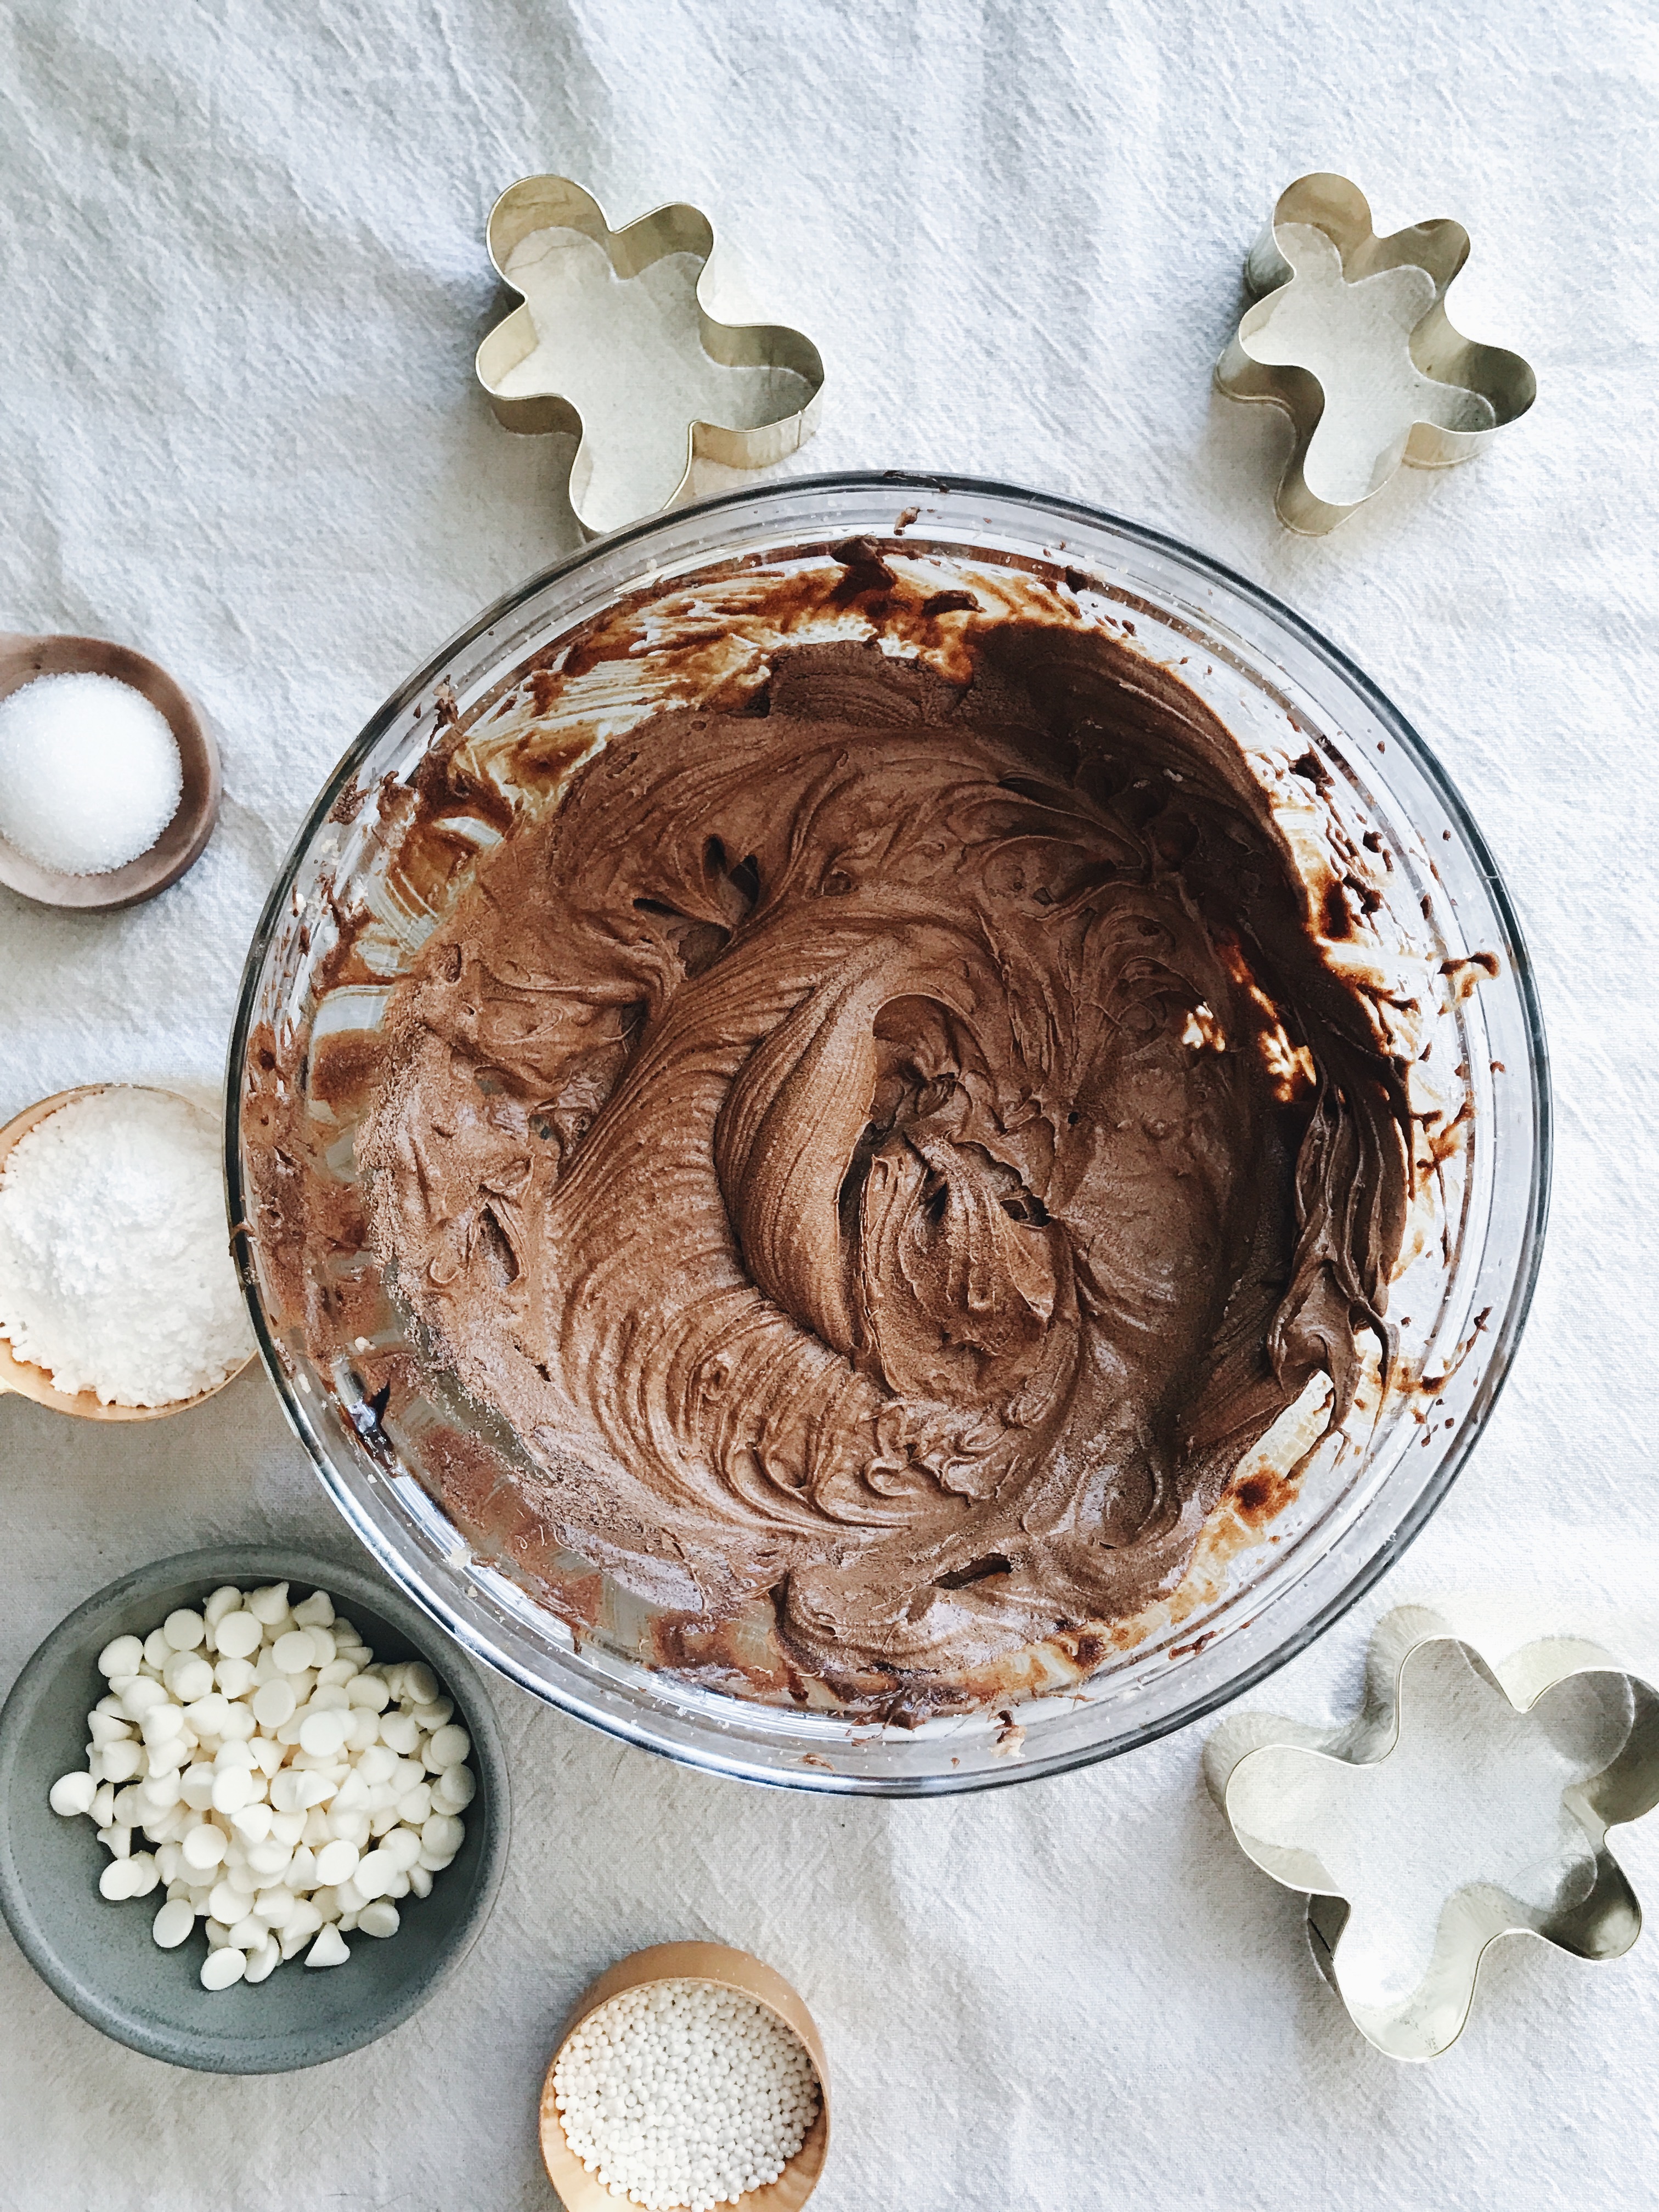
[2, 3, 1656, 2205]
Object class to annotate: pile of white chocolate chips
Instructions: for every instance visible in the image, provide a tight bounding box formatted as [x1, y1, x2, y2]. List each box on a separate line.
[48, 1581, 474, 1990]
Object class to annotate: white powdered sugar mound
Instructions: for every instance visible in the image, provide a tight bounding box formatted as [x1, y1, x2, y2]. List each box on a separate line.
[0, 1087, 253, 1405]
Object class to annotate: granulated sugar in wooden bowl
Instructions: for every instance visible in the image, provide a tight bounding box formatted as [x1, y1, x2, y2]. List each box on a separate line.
[0, 631, 220, 912]
[540, 1943, 830, 2212]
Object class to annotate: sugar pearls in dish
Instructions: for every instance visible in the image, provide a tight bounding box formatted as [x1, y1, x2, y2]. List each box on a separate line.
[47, 1581, 475, 1990]
[554, 1979, 822, 2211]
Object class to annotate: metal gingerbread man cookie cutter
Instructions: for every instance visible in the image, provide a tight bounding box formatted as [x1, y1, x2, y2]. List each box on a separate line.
[1206, 1601, 1659, 2059]
[475, 174, 825, 539]
[1215, 172, 1536, 534]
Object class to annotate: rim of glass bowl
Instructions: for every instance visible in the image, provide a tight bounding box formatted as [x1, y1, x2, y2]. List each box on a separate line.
[225, 470, 1551, 1796]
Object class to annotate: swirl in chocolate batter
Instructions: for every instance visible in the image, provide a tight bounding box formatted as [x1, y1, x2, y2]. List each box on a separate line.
[358, 621, 1410, 1705]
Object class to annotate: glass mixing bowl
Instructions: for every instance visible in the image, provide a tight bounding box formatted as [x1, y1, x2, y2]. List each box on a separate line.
[226, 472, 1549, 1794]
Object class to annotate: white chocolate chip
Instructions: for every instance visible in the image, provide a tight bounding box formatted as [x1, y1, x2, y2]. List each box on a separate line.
[298, 1708, 349, 1758]
[433, 1764, 476, 1813]
[181, 1823, 228, 1873]
[164, 1653, 215, 1703]
[152, 1896, 194, 1948]
[379, 1711, 419, 1756]
[421, 1813, 464, 1860]
[49, 1771, 98, 1817]
[251, 1679, 298, 1733]
[214, 1656, 257, 1699]
[230, 1801, 273, 1844]
[98, 1857, 140, 1900]
[313, 1837, 359, 1887]
[200, 1946, 246, 1990]
[353, 1849, 396, 1900]
[246, 1583, 290, 1626]
[306, 1923, 349, 1969]
[425, 1724, 470, 1771]
[99, 1740, 144, 1784]
[380, 1826, 422, 1872]
[211, 1767, 257, 1815]
[202, 1586, 242, 1630]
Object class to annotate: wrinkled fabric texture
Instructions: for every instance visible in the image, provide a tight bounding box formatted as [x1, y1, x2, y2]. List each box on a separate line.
[1, 3, 1656, 2209]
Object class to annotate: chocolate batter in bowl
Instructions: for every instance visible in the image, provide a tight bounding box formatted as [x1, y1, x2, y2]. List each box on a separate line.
[228, 475, 1548, 1791]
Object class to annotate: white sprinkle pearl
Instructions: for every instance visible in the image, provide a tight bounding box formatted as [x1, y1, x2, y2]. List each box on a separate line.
[51, 1584, 471, 1994]
[552, 1979, 821, 2212]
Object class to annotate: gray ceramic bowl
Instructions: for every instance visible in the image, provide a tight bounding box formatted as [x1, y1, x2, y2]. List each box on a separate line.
[0, 1545, 510, 2072]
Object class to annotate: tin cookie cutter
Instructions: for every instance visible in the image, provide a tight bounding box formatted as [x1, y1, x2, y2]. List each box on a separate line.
[1206, 1602, 1659, 2059]
[475, 175, 825, 539]
[1215, 173, 1536, 534]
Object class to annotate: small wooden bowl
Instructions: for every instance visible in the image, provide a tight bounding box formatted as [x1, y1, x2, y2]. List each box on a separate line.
[0, 1085, 256, 1421]
[0, 632, 221, 911]
[539, 1942, 831, 2211]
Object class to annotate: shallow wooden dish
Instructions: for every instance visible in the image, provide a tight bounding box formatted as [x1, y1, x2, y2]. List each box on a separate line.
[539, 1942, 831, 2211]
[0, 632, 220, 910]
[0, 1085, 255, 1421]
